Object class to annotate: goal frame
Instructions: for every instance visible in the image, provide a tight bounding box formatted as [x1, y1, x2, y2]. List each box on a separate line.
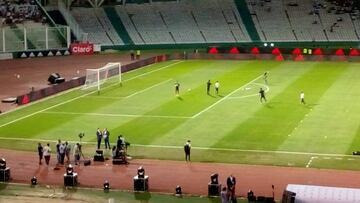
[84, 62, 121, 93]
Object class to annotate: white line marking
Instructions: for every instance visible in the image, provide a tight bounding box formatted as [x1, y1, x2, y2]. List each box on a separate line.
[306, 156, 318, 168]
[125, 79, 172, 98]
[0, 136, 357, 158]
[192, 74, 264, 118]
[85, 96, 127, 99]
[126, 61, 183, 81]
[41, 111, 191, 119]
[0, 61, 183, 128]
[227, 83, 270, 99]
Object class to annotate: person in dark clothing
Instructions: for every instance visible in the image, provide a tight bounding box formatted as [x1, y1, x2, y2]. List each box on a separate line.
[184, 140, 191, 162]
[38, 143, 43, 165]
[175, 81, 180, 96]
[96, 128, 102, 149]
[117, 135, 125, 150]
[207, 80, 212, 95]
[227, 174, 236, 202]
[259, 88, 267, 103]
[103, 128, 110, 149]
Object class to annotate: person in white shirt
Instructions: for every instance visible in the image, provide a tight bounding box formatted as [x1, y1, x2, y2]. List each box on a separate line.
[214, 81, 220, 95]
[300, 91, 305, 104]
[43, 143, 51, 166]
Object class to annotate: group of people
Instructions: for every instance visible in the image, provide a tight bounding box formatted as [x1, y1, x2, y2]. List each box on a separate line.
[174, 80, 220, 96]
[37, 140, 82, 166]
[0, 0, 44, 25]
[96, 128, 111, 149]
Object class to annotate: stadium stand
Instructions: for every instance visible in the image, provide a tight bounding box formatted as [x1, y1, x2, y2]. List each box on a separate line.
[71, 8, 114, 45]
[71, 0, 251, 45]
[247, 0, 359, 42]
[246, 0, 297, 41]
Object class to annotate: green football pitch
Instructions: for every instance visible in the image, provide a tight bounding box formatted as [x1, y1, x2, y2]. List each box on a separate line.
[1, 59, 360, 170]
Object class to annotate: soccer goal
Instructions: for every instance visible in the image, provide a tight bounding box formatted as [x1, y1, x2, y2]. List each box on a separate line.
[83, 62, 121, 92]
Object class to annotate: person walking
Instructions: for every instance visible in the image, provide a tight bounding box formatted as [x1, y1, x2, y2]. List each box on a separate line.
[103, 128, 111, 149]
[43, 143, 51, 166]
[96, 128, 102, 149]
[37, 143, 43, 165]
[184, 140, 191, 162]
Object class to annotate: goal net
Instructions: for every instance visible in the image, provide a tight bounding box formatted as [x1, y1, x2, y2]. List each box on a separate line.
[83, 62, 121, 91]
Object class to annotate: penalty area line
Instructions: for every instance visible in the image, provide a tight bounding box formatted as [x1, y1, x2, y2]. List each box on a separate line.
[0, 61, 184, 129]
[227, 83, 270, 100]
[192, 74, 264, 118]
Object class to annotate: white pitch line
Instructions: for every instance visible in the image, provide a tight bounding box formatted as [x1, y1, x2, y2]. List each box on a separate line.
[125, 79, 172, 98]
[125, 61, 183, 81]
[306, 156, 318, 168]
[85, 96, 127, 99]
[0, 137, 358, 158]
[227, 83, 270, 99]
[192, 74, 264, 118]
[41, 111, 191, 119]
[0, 61, 184, 129]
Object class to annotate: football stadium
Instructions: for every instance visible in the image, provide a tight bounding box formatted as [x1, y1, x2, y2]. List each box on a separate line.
[1, 0, 360, 202]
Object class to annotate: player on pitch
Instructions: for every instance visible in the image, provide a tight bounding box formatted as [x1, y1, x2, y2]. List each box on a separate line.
[300, 91, 305, 104]
[259, 88, 267, 103]
[175, 81, 180, 96]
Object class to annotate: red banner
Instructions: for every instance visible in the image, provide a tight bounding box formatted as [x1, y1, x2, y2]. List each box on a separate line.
[70, 42, 94, 55]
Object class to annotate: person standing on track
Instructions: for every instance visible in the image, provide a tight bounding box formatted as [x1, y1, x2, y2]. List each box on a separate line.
[37, 143, 43, 165]
[96, 128, 102, 149]
[184, 140, 191, 162]
[103, 128, 111, 149]
[43, 143, 51, 166]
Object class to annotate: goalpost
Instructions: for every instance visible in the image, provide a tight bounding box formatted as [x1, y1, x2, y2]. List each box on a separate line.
[83, 62, 121, 92]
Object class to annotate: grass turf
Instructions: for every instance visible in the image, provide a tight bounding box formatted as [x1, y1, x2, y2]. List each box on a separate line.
[1, 59, 360, 170]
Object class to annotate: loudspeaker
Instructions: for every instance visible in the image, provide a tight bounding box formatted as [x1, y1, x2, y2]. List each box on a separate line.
[133, 176, 149, 191]
[64, 173, 78, 186]
[0, 168, 10, 182]
[83, 160, 91, 166]
[48, 73, 60, 84]
[208, 183, 221, 196]
[48, 73, 65, 84]
[94, 150, 104, 162]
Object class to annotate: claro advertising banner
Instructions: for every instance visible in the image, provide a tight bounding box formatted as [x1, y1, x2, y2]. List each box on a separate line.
[70, 42, 94, 55]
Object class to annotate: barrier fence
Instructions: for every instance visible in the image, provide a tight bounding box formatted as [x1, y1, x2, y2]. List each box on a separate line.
[0, 25, 70, 53]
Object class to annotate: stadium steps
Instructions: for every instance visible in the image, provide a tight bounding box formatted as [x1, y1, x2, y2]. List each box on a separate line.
[190, 11, 207, 42]
[233, 0, 260, 41]
[12, 25, 37, 50]
[103, 7, 134, 45]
